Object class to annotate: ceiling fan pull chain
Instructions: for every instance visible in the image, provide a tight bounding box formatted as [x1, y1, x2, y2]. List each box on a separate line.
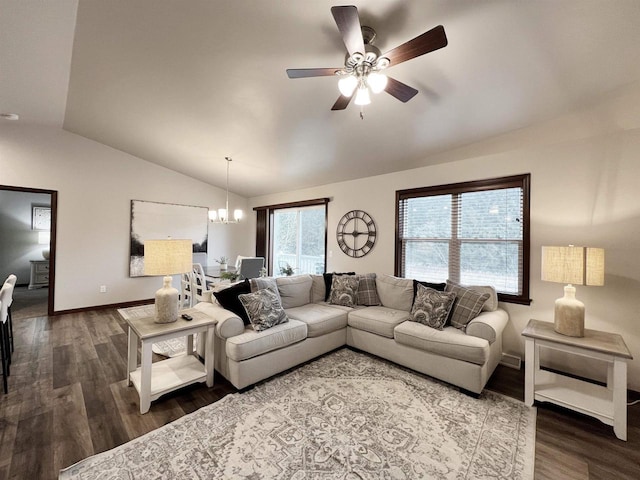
[360, 107, 364, 120]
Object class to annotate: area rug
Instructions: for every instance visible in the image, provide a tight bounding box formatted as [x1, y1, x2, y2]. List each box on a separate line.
[117, 305, 196, 357]
[59, 348, 536, 479]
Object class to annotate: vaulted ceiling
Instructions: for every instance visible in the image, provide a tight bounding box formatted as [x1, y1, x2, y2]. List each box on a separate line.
[3, 1, 640, 197]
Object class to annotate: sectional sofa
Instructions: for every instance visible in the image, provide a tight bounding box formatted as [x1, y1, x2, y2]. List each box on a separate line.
[194, 273, 508, 394]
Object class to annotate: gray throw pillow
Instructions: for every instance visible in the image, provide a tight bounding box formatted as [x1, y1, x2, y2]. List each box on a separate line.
[356, 273, 380, 306]
[249, 277, 282, 303]
[410, 285, 456, 330]
[445, 280, 491, 330]
[238, 288, 289, 332]
[328, 275, 360, 307]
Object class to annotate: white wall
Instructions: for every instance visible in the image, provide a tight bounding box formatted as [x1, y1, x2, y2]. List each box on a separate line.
[0, 190, 51, 283]
[0, 125, 252, 311]
[249, 82, 640, 390]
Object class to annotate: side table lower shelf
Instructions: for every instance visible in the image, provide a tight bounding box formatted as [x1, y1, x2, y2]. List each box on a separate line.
[129, 355, 207, 403]
[533, 369, 614, 425]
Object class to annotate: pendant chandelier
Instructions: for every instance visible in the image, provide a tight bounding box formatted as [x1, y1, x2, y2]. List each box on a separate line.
[208, 157, 243, 224]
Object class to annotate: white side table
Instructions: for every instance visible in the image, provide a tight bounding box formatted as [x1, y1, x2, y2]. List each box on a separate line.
[523, 319, 632, 441]
[121, 307, 216, 414]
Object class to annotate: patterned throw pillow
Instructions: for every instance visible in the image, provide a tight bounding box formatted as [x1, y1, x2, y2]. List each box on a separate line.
[412, 280, 446, 308]
[328, 275, 360, 307]
[238, 288, 289, 332]
[356, 273, 380, 306]
[445, 280, 491, 330]
[323, 272, 356, 301]
[410, 285, 456, 330]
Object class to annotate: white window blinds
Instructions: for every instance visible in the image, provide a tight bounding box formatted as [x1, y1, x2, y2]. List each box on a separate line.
[397, 175, 530, 304]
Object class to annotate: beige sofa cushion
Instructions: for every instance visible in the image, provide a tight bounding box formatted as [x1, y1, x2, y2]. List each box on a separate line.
[225, 319, 307, 362]
[276, 274, 313, 309]
[375, 274, 414, 311]
[310, 274, 326, 303]
[394, 321, 490, 365]
[285, 303, 348, 337]
[348, 306, 411, 339]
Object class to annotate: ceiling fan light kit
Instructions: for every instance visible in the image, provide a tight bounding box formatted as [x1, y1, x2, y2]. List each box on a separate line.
[286, 5, 448, 114]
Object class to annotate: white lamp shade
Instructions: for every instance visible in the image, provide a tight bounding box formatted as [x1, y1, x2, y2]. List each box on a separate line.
[144, 239, 192, 276]
[234, 209, 243, 221]
[218, 208, 227, 222]
[541, 245, 605, 286]
[338, 75, 358, 97]
[208, 210, 217, 221]
[368, 72, 388, 94]
[354, 87, 371, 106]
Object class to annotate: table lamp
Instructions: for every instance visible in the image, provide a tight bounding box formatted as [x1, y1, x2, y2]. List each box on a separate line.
[541, 245, 605, 337]
[144, 239, 192, 323]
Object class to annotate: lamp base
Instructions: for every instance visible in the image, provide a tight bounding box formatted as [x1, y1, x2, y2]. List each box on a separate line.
[154, 276, 179, 324]
[553, 285, 585, 337]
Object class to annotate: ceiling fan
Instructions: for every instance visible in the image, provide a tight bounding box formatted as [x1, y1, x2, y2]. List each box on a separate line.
[286, 5, 448, 112]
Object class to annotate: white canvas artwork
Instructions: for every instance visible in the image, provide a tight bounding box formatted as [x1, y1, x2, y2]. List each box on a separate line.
[129, 200, 208, 277]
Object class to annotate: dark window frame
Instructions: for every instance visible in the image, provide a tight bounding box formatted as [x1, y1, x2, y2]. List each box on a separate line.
[254, 198, 330, 276]
[395, 174, 531, 305]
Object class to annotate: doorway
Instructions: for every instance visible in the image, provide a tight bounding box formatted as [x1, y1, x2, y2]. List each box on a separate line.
[0, 185, 57, 316]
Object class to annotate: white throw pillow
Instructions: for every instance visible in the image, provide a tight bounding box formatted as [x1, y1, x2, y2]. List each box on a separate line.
[276, 275, 313, 309]
[375, 274, 414, 311]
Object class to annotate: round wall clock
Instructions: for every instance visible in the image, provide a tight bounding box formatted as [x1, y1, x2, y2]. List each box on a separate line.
[336, 210, 377, 258]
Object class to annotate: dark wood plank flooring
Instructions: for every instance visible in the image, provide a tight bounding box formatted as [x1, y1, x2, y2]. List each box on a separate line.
[0, 309, 638, 479]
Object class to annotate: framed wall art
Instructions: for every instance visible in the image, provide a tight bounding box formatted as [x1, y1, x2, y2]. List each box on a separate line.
[129, 200, 208, 277]
[32, 206, 51, 230]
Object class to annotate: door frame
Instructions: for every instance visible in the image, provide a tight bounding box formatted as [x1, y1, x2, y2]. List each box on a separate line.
[1, 184, 57, 315]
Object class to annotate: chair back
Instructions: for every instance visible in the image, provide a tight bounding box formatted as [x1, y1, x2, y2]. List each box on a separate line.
[180, 272, 193, 309]
[191, 263, 210, 303]
[0, 283, 10, 323]
[238, 257, 265, 280]
[234, 255, 250, 269]
[3, 275, 17, 307]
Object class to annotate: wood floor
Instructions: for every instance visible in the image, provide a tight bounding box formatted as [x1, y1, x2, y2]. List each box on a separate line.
[0, 309, 639, 480]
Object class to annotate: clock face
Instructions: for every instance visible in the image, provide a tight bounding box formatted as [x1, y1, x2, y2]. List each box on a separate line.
[336, 210, 377, 258]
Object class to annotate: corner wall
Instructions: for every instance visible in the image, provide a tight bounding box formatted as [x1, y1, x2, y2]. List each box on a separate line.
[0, 125, 252, 311]
[249, 82, 640, 390]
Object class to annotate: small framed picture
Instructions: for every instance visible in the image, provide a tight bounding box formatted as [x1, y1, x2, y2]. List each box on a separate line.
[32, 206, 51, 230]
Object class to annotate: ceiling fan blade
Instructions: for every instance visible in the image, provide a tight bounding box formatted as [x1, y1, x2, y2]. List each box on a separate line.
[382, 25, 447, 67]
[331, 94, 353, 111]
[331, 6, 365, 57]
[287, 68, 341, 79]
[385, 77, 418, 103]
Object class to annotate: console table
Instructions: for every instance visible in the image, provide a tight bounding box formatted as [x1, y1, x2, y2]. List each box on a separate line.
[523, 319, 632, 440]
[121, 307, 216, 414]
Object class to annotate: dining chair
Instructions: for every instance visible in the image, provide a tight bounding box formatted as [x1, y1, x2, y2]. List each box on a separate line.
[238, 257, 265, 280]
[191, 263, 211, 304]
[0, 290, 11, 394]
[180, 271, 193, 309]
[4, 275, 17, 352]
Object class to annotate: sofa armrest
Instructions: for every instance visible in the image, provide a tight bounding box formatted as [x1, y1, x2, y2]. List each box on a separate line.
[465, 309, 508, 344]
[193, 302, 245, 339]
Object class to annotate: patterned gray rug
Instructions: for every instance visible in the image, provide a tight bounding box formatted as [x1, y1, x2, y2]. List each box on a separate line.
[59, 349, 535, 479]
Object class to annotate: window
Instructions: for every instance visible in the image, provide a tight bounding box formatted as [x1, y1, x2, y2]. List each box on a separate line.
[254, 198, 329, 276]
[396, 174, 531, 304]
